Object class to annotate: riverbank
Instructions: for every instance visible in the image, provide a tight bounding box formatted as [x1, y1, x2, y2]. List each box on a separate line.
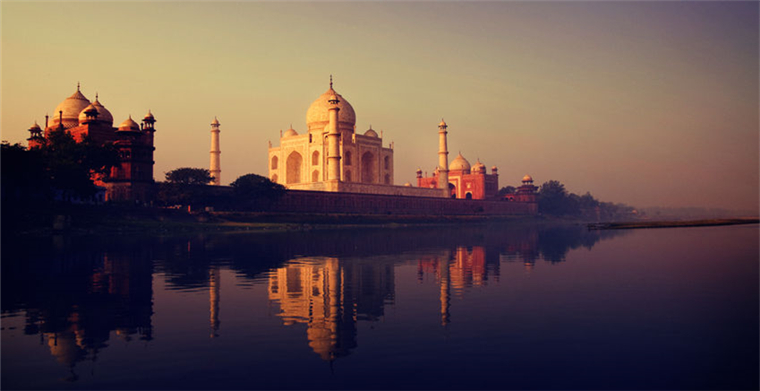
[2, 203, 548, 237]
[588, 218, 759, 230]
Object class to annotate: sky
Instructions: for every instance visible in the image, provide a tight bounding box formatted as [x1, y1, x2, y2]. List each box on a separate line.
[2, 1, 758, 212]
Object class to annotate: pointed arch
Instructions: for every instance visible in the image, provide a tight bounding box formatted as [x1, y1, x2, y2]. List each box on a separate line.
[286, 152, 303, 184]
[312, 151, 320, 166]
[361, 152, 375, 183]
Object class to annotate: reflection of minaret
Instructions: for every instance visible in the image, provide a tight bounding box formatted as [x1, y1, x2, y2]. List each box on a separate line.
[209, 266, 221, 338]
[440, 254, 451, 327]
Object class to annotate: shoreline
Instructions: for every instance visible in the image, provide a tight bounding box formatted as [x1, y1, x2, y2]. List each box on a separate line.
[588, 218, 759, 230]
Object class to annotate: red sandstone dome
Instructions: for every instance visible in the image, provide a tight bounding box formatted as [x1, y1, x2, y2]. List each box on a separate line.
[117, 116, 140, 132]
[51, 85, 91, 129]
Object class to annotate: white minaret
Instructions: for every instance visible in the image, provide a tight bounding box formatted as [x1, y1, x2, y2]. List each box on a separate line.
[438, 119, 449, 192]
[327, 77, 341, 181]
[210, 117, 221, 185]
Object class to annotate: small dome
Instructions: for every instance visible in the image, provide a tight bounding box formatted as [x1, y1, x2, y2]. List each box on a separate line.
[491, 166, 498, 171]
[91, 96, 113, 124]
[449, 153, 471, 172]
[143, 110, 155, 121]
[29, 121, 41, 131]
[118, 116, 140, 132]
[283, 127, 298, 137]
[439, 119, 447, 128]
[305, 83, 356, 133]
[364, 126, 378, 137]
[522, 174, 533, 182]
[78, 104, 100, 124]
[403, 182, 412, 187]
[211, 117, 220, 126]
[51, 85, 91, 129]
[473, 159, 486, 173]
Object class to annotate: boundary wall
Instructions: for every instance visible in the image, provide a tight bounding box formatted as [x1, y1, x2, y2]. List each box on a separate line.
[271, 190, 537, 216]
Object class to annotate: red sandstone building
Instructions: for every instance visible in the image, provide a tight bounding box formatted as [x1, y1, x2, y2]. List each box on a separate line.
[416, 153, 500, 199]
[26, 84, 156, 202]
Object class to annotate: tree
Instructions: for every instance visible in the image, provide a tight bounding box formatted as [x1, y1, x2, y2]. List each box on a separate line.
[1, 130, 119, 203]
[1, 142, 48, 203]
[538, 180, 569, 215]
[165, 168, 213, 185]
[497, 186, 517, 197]
[230, 173, 286, 210]
[231, 174, 285, 199]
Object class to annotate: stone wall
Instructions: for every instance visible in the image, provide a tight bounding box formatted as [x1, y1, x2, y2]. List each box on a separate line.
[271, 190, 537, 216]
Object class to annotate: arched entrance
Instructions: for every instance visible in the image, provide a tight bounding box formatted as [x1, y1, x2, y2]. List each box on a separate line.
[286, 152, 303, 184]
[361, 152, 375, 183]
[449, 183, 457, 198]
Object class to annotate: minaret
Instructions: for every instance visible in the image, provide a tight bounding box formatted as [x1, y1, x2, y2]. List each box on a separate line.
[210, 117, 221, 185]
[438, 119, 449, 191]
[327, 77, 341, 181]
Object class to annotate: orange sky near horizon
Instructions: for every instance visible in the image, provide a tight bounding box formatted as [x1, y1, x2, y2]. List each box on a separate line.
[2, 1, 757, 212]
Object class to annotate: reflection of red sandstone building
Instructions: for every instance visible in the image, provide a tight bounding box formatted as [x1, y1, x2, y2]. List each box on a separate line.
[26, 84, 156, 202]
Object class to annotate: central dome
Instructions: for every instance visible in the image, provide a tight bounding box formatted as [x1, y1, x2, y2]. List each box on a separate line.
[51, 86, 91, 129]
[305, 86, 356, 132]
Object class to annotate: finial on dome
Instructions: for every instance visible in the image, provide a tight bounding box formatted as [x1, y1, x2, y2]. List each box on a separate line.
[95, 92, 98, 100]
[77, 82, 80, 92]
[330, 74, 333, 89]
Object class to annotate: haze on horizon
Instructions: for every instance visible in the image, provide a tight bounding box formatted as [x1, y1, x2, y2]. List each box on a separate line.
[2, 1, 757, 213]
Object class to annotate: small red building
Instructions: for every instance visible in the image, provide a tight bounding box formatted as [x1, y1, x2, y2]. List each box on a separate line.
[26, 84, 156, 203]
[416, 153, 499, 200]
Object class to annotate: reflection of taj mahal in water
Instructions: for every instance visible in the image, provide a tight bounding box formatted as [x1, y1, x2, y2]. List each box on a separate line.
[6, 225, 617, 377]
[266, 239, 539, 361]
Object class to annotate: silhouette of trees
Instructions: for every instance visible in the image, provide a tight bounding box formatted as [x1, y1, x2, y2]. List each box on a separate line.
[1, 130, 119, 204]
[497, 186, 516, 196]
[537, 180, 636, 220]
[230, 173, 286, 210]
[165, 168, 213, 185]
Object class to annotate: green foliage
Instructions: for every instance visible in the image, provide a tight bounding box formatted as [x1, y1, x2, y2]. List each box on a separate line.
[497, 186, 516, 196]
[230, 173, 286, 210]
[165, 168, 213, 185]
[230, 173, 285, 199]
[1, 131, 119, 204]
[537, 180, 636, 221]
[1, 142, 48, 203]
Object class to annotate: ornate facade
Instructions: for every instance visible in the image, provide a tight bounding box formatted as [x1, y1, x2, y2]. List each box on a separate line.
[268, 78, 444, 198]
[26, 84, 156, 203]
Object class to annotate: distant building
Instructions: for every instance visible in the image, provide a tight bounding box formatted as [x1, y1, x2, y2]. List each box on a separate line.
[26, 84, 156, 203]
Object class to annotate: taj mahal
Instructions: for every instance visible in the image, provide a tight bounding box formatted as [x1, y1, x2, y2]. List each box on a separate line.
[265, 77, 537, 202]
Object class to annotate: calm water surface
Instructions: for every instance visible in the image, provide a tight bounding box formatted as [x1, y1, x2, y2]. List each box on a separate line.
[2, 223, 758, 390]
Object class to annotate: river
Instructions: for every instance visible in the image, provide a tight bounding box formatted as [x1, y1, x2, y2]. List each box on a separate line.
[2, 223, 757, 390]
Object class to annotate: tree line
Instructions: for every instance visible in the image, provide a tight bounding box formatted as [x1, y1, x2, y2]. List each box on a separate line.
[499, 180, 637, 220]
